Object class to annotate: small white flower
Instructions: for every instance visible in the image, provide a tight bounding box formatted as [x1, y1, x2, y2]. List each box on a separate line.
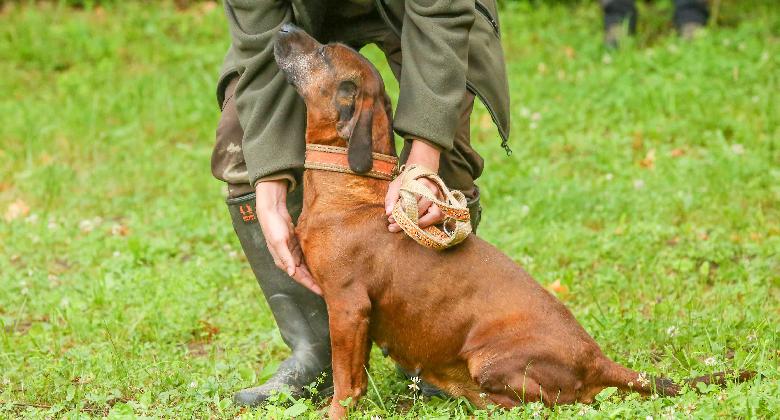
[479, 392, 487, 398]
[602, 54, 613, 64]
[529, 122, 538, 130]
[189, 381, 197, 388]
[747, 332, 757, 342]
[371, 416, 382, 420]
[577, 406, 592, 416]
[637, 372, 650, 387]
[113, 251, 121, 257]
[605, 173, 614, 181]
[25, 213, 39, 224]
[20, 287, 29, 296]
[408, 376, 420, 392]
[646, 416, 654, 420]
[79, 219, 96, 233]
[704, 356, 717, 366]
[228, 251, 238, 259]
[520, 205, 530, 216]
[531, 112, 542, 121]
[730, 144, 745, 155]
[60, 298, 70, 308]
[520, 107, 531, 118]
[47, 219, 59, 230]
[666, 326, 679, 337]
[633, 179, 645, 190]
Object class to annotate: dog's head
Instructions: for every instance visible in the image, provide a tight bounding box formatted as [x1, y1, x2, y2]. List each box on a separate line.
[274, 23, 395, 174]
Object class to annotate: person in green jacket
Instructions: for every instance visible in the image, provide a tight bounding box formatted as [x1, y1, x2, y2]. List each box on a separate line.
[211, 0, 510, 406]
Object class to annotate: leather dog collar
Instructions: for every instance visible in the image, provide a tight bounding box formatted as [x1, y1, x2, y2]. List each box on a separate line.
[304, 144, 399, 181]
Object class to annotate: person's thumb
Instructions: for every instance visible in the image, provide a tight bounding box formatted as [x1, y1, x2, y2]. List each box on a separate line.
[277, 244, 296, 277]
[385, 179, 401, 215]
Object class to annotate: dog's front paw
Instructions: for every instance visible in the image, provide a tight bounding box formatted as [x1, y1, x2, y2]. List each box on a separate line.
[328, 401, 347, 419]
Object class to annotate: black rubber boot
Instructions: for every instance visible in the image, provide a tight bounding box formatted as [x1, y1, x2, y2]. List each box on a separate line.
[227, 189, 332, 406]
[674, 0, 708, 39]
[602, 0, 638, 49]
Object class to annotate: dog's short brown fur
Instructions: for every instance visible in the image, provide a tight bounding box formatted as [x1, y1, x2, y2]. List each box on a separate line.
[273, 24, 753, 418]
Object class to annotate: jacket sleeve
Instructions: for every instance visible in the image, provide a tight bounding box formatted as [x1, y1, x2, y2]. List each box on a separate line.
[223, 0, 306, 187]
[392, 0, 475, 151]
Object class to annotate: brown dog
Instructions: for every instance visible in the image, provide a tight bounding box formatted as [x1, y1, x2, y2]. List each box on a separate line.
[273, 24, 753, 418]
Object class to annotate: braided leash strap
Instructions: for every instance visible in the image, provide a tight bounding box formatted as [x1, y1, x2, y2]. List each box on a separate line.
[391, 165, 472, 250]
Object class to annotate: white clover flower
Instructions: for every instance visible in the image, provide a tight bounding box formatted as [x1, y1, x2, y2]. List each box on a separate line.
[408, 376, 420, 392]
[666, 326, 679, 337]
[731, 144, 745, 155]
[704, 357, 717, 366]
[605, 173, 614, 181]
[189, 381, 197, 388]
[633, 179, 645, 190]
[637, 372, 650, 387]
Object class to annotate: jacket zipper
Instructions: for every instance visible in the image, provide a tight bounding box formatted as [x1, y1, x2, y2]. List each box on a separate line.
[467, 80, 511, 155]
[475, 1, 499, 37]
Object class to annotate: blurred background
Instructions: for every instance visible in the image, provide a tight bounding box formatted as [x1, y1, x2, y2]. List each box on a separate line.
[1, 0, 778, 418]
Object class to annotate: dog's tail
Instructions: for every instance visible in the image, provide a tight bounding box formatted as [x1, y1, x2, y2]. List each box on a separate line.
[596, 358, 756, 397]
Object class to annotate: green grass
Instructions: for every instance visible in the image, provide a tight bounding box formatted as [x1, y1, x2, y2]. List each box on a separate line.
[1, 0, 778, 418]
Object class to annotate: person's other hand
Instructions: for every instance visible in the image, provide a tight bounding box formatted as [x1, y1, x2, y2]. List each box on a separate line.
[385, 140, 444, 232]
[255, 180, 323, 295]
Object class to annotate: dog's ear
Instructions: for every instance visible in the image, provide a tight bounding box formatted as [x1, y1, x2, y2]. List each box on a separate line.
[335, 81, 373, 173]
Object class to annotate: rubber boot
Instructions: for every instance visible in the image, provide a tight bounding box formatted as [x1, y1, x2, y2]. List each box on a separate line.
[602, 0, 637, 49]
[674, 0, 708, 39]
[227, 189, 333, 406]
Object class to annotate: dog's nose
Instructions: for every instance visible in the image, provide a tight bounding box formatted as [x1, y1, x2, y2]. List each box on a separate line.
[279, 23, 298, 34]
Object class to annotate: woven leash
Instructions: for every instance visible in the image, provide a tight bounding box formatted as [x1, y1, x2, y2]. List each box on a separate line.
[391, 164, 472, 250]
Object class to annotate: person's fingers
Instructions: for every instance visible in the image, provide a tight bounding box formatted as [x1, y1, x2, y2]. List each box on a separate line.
[417, 196, 433, 216]
[292, 264, 322, 296]
[290, 237, 303, 267]
[266, 240, 285, 271]
[388, 222, 402, 233]
[385, 178, 401, 215]
[418, 203, 444, 228]
[270, 235, 296, 276]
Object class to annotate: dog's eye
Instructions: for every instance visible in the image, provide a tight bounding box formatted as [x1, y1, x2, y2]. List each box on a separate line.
[318, 46, 326, 58]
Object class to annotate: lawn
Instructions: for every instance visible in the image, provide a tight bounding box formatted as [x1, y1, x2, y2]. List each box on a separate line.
[0, 0, 778, 418]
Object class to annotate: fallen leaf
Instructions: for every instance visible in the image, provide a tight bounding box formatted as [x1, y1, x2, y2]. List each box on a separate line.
[563, 45, 576, 59]
[546, 279, 569, 295]
[110, 223, 130, 237]
[4, 199, 30, 222]
[639, 148, 656, 169]
[670, 148, 686, 157]
[632, 132, 644, 151]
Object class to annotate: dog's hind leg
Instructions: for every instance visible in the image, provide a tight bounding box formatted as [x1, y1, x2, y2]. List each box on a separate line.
[325, 290, 372, 419]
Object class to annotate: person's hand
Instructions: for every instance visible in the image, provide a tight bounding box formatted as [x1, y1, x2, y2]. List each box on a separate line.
[255, 180, 322, 295]
[385, 139, 444, 232]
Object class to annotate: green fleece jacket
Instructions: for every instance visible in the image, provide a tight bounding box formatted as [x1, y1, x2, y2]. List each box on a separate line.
[218, 0, 509, 187]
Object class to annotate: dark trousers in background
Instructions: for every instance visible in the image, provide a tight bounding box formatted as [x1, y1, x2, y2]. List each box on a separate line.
[601, 0, 709, 31]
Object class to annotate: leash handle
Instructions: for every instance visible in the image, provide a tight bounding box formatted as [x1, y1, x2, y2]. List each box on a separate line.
[391, 165, 472, 250]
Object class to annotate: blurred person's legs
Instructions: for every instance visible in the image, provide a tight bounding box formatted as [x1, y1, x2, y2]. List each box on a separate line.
[601, 0, 637, 48]
[674, 0, 709, 38]
[212, 77, 332, 405]
[601, 0, 709, 47]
